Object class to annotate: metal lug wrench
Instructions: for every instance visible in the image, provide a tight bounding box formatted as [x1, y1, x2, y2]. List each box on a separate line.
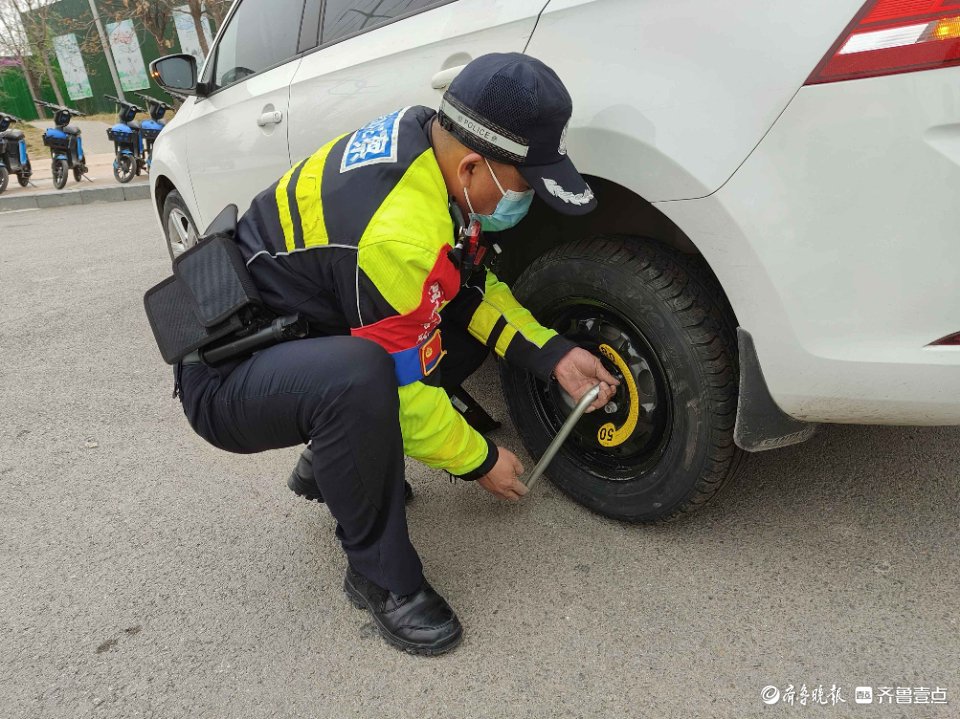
[521, 384, 602, 491]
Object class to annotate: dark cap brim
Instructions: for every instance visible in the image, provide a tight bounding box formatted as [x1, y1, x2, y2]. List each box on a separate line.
[519, 155, 597, 216]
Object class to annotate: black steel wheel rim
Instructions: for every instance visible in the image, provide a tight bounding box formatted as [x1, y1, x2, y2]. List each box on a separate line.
[526, 299, 673, 479]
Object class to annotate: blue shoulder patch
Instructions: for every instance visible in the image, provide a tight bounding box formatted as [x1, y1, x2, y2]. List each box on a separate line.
[340, 107, 410, 173]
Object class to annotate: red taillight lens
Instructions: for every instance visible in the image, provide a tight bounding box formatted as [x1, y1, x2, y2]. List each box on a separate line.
[807, 0, 960, 84]
[929, 331, 960, 346]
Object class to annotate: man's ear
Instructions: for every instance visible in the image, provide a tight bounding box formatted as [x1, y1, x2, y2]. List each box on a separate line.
[457, 152, 484, 191]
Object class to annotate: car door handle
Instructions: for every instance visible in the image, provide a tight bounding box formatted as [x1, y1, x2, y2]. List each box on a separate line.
[431, 65, 466, 90]
[257, 110, 283, 127]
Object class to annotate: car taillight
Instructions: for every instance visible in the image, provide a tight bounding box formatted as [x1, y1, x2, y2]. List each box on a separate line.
[928, 331, 960, 346]
[807, 0, 960, 84]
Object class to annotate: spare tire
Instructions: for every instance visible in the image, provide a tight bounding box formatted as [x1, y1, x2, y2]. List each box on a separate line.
[499, 236, 744, 523]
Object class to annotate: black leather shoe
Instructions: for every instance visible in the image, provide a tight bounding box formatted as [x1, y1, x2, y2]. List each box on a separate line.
[288, 446, 413, 503]
[343, 566, 463, 656]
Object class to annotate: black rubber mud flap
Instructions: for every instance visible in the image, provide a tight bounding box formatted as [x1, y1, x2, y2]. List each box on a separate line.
[734, 328, 817, 452]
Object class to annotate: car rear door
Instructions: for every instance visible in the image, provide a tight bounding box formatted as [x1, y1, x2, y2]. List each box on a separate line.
[287, 0, 549, 163]
[184, 0, 310, 229]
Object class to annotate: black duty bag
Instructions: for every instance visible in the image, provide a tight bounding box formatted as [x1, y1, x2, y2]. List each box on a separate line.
[143, 206, 263, 364]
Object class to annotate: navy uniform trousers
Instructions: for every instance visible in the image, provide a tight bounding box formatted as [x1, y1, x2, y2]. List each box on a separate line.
[176, 319, 488, 597]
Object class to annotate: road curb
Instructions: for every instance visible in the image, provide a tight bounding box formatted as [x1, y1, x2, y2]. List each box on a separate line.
[0, 183, 150, 211]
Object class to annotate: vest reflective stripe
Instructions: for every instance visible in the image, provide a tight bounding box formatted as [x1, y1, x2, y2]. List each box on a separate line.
[495, 324, 519, 357]
[275, 161, 303, 252]
[275, 134, 347, 251]
[467, 300, 502, 345]
[299, 135, 345, 247]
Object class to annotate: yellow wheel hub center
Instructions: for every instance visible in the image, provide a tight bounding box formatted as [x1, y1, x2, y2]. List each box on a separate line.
[596, 343, 640, 448]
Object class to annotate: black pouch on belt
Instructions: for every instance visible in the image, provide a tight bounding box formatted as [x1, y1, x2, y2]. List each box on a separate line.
[143, 205, 264, 364]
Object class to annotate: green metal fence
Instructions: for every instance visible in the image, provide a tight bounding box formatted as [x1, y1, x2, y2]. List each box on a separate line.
[0, 59, 72, 120]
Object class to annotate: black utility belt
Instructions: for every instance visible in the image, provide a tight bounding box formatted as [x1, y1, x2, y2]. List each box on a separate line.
[143, 205, 306, 366]
[180, 314, 308, 366]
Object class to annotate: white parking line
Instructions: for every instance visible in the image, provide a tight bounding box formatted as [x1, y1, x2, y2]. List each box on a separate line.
[0, 207, 39, 215]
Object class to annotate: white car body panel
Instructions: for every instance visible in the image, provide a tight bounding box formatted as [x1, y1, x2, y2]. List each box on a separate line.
[526, 0, 865, 201]
[149, 98, 197, 218]
[288, 0, 548, 166]
[150, 0, 960, 427]
[183, 61, 300, 231]
[657, 70, 960, 424]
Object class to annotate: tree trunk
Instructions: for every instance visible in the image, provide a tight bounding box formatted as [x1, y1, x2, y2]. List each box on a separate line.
[41, 51, 66, 106]
[187, 0, 209, 55]
[17, 54, 45, 119]
[206, 0, 227, 28]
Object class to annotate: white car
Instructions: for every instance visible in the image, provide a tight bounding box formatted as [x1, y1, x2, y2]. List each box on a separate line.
[149, 0, 960, 522]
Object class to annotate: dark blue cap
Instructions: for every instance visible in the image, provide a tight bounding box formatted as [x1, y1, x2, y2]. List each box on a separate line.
[438, 53, 597, 216]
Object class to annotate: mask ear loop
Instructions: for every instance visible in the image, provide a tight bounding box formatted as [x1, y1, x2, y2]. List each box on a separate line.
[483, 157, 508, 197]
[463, 185, 477, 216]
[484, 156, 534, 200]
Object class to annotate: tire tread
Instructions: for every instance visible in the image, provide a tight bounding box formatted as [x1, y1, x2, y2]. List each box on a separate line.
[509, 235, 745, 523]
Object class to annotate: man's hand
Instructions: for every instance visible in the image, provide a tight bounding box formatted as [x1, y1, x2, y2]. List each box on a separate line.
[477, 447, 527, 501]
[553, 347, 620, 412]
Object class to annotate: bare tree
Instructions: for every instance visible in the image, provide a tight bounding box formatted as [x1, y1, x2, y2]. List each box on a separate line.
[17, 0, 67, 105]
[204, 0, 230, 29]
[182, 0, 207, 55]
[0, 0, 46, 116]
[99, 0, 178, 52]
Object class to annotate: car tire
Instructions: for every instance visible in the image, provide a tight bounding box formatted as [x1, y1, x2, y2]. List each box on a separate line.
[162, 189, 200, 261]
[499, 236, 744, 523]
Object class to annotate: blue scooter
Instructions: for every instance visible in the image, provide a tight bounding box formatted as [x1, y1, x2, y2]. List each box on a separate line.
[135, 92, 173, 172]
[0, 112, 33, 194]
[105, 95, 147, 184]
[35, 100, 89, 189]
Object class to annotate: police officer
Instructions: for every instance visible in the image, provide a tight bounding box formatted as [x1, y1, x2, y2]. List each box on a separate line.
[175, 53, 618, 656]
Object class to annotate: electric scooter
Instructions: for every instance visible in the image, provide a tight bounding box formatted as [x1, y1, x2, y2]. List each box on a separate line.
[0, 112, 33, 194]
[105, 95, 146, 184]
[134, 92, 173, 172]
[35, 100, 89, 189]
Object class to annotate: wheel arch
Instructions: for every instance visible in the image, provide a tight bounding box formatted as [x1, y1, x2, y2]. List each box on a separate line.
[496, 175, 739, 328]
[153, 173, 176, 223]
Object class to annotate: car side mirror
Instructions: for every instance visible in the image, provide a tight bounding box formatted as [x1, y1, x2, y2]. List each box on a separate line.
[150, 54, 207, 97]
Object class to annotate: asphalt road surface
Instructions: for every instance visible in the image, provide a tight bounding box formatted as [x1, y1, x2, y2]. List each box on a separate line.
[2, 201, 957, 719]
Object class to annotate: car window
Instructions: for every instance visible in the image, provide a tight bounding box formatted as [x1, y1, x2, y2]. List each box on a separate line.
[213, 0, 306, 89]
[320, 0, 444, 45]
[299, 0, 323, 53]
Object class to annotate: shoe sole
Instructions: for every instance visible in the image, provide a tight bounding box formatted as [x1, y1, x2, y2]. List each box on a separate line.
[288, 476, 415, 506]
[343, 575, 463, 657]
[287, 472, 324, 503]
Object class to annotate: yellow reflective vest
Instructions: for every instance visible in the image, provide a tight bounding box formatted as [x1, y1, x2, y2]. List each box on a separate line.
[235, 106, 574, 477]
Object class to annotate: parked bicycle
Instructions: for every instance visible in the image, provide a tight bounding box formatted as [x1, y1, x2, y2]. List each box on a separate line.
[35, 100, 89, 190]
[0, 112, 33, 194]
[134, 93, 173, 172]
[105, 94, 147, 184]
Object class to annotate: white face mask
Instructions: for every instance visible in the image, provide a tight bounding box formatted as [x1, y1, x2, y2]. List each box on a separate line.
[463, 158, 534, 232]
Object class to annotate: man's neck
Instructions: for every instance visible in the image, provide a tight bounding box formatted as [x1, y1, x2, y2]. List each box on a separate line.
[430, 117, 468, 218]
